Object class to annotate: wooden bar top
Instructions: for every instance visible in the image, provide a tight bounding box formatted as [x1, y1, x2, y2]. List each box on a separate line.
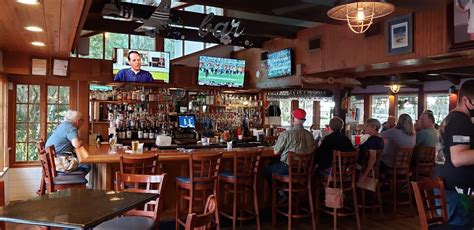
[76, 144, 276, 164]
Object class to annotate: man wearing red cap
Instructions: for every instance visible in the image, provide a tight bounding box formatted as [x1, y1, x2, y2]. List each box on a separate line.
[264, 108, 315, 196]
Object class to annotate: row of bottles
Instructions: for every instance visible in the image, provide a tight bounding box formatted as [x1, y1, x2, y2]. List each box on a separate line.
[91, 87, 171, 102]
[194, 92, 260, 107]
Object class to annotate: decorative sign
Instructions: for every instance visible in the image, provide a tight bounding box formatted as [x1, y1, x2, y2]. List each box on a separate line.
[31, 58, 47, 76]
[198, 13, 245, 45]
[52, 59, 69, 77]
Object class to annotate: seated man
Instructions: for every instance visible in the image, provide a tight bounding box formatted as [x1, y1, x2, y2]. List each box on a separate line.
[46, 110, 91, 175]
[416, 110, 438, 148]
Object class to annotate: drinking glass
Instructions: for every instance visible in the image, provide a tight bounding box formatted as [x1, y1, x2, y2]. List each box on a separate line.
[131, 141, 139, 154]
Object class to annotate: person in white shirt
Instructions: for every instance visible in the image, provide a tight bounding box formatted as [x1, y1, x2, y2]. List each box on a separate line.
[456, 0, 474, 40]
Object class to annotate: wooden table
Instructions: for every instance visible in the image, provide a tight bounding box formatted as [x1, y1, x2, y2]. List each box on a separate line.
[0, 188, 158, 229]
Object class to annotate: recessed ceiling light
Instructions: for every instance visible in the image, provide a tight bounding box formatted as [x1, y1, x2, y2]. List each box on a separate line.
[24, 26, 43, 32]
[31, 41, 45, 47]
[17, 0, 40, 5]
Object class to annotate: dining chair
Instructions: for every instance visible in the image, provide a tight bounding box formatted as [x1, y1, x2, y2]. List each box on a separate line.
[316, 150, 360, 230]
[218, 150, 261, 230]
[411, 177, 449, 230]
[272, 151, 316, 230]
[120, 154, 160, 175]
[185, 195, 217, 230]
[40, 146, 87, 194]
[414, 146, 436, 181]
[94, 172, 167, 230]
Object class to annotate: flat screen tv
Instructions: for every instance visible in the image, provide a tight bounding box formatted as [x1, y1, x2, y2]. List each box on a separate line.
[267, 48, 293, 78]
[113, 48, 170, 83]
[198, 56, 245, 88]
[178, 115, 196, 129]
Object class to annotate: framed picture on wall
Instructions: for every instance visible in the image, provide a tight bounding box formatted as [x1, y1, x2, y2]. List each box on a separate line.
[448, 0, 474, 51]
[31, 58, 48, 76]
[52, 58, 69, 77]
[387, 13, 413, 55]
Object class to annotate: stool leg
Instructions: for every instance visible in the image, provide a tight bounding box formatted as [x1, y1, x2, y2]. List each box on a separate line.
[175, 183, 180, 230]
[288, 184, 292, 230]
[308, 181, 316, 230]
[353, 186, 361, 230]
[407, 175, 413, 209]
[333, 208, 337, 230]
[253, 182, 261, 230]
[392, 174, 397, 216]
[233, 182, 237, 230]
[377, 185, 384, 216]
[315, 181, 321, 227]
[361, 189, 366, 222]
[214, 186, 220, 230]
[272, 181, 277, 227]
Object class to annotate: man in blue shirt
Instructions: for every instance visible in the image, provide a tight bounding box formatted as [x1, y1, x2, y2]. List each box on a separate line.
[46, 110, 91, 175]
[114, 51, 153, 83]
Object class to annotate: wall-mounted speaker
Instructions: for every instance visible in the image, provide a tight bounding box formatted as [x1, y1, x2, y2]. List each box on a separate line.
[77, 37, 90, 56]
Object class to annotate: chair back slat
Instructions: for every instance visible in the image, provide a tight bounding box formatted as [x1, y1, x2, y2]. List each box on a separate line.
[120, 154, 159, 175]
[39, 150, 54, 185]
[184, 195, 217, 230]
[411, 177, 448, 230]
[189, 153, 222, 183]
[393, 146, 413, 171]
[115, 172, 167, 221]
[415, 146, 436, 180]
[46, 146, 59, 177]
[329, 150, 358, 188]
[288, 151, 313, 179]
[230, 150, 261, 178]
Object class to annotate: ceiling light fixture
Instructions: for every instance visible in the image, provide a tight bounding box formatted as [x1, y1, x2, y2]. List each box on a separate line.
[17, 0, 40, 5]
[385, 84, 401, 94]
[24, 26, 43, 32]
[327, 0, 395, 34]
[31, 41, 45, 47]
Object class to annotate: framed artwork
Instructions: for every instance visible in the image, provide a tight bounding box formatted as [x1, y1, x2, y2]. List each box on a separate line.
[387, 13, 413, 55]
[31, 58, 48, 76]
[448, 0, 474, 51]
[52, 58, 69, 77]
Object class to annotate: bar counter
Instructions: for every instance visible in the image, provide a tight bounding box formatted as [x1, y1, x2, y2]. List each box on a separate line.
[75, 144, 276, 220]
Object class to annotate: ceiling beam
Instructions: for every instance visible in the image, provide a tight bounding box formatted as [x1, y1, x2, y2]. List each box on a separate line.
[439, 74, 462, 85]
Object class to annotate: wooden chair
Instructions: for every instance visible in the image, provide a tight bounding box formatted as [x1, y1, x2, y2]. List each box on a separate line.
[185, 195, 217, 230]
[414, 146, 436, 181]
[411, 177, 448, 230]
[357, 149, 384, 221]
[383, 146, 414, 214]
[272, 151, 316, 230]
[36, 139, 46, 195]
[94, 172, 167, 230]
[316, 150, 360, 230]
[176, 153, 222, 230]
[40, 146, 87, 194]
[218, 150, 261, 230]
[120, 154, 160, 175]
[264, 136, 278, 145]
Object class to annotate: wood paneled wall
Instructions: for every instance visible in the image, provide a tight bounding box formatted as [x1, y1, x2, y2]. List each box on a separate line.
[233, 48, 261, 89]
[263, 7, 447, 75]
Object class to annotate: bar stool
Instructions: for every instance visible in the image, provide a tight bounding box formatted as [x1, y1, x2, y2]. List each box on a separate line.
[414, 146, 436, 181]
[382, 146, 414, 215]
[218, 150, 261, 230]
[316, 150, 360, 230]
[176, 153, 222, 230]
[272, 151, 316, 230]
[185, 195, 217, 230]
[357, 149, 384, 221]
[120, 154, 159, 174]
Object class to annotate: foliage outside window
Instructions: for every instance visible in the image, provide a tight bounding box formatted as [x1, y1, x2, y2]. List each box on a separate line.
[280, 100, 291, 127]
[131, 35, 156, 51]
[105, 33, 129, 60]
[47, 86, 71, 139]
[299, 99, 314, 128]
[15, 84, 41, 162]
[371, 95, 389, 124]
[397, 94, 418, 121]
[79, 33, 103, 59]
[426, 93, 449, 125]
[349, 96, 364, 124]
[320, 99, 335, 129]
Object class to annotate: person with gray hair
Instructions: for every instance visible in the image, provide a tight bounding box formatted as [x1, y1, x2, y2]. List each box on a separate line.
[315, 116, 354, 174]
[358, 118, 384, 182]
[45, 110, 91, 174]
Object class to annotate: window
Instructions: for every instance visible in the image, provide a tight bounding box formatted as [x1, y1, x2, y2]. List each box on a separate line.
[349, 96, 364, 124]
[131, 35, 155, 51]
[397, 94, 418, 121]
[299, 99, 314, 128]
[79, 33, 103, 59]
[15, 84, 41, 162]
[165, 39, 184, 60]
[426, 93, 449, 125]
[47, 86, 71, 139]
[371, 95, 389, 123]
[280, 100, 292, 127]
[105, 33, 129, 60]
[320, 99, 335, 129]
[184, 41, 205, 56]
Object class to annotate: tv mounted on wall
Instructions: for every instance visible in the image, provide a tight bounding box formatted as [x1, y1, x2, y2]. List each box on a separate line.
[198, 56, 246, 88]
[267, 48, 293, 78]
[113, 48, 170, 83]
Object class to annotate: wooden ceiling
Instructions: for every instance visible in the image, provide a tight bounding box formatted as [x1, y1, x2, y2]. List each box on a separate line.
[0, 0, 88, 58]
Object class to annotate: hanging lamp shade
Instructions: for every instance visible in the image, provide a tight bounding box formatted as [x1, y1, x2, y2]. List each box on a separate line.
[327, 0, 395, 34]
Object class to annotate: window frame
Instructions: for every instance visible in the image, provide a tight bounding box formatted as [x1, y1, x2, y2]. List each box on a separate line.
[9, 78, 76, 167]
[369, 94, 390, 123]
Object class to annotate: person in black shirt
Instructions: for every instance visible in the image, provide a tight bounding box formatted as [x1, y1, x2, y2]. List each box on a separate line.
[315, 117, 354, 174]
[358, 118, 384, 183]
[439, 80, 474, 227]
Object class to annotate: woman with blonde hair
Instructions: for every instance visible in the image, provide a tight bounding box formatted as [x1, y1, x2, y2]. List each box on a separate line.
[380, 114, 416, 171]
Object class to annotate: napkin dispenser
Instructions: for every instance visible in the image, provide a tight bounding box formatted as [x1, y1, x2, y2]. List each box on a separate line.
[156, 134, 172, 146]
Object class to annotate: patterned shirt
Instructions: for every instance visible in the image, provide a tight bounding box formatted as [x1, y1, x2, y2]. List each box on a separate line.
[114, 68, 153, 83]
[273, 125, 315, 165]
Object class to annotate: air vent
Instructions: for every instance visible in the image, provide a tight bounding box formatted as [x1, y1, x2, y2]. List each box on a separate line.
[309, 38, 321, 51]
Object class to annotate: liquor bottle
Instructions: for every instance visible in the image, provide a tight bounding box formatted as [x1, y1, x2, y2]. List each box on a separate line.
[137, 122, 143, 139]
[149, 124, 155, 140]
[126, 121, 132, 139]
[143, 124, 149, 139]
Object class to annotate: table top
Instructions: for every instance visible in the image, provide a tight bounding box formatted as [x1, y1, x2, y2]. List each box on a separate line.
[0, 189, 158, 229]
[76, 145, 275, 164]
